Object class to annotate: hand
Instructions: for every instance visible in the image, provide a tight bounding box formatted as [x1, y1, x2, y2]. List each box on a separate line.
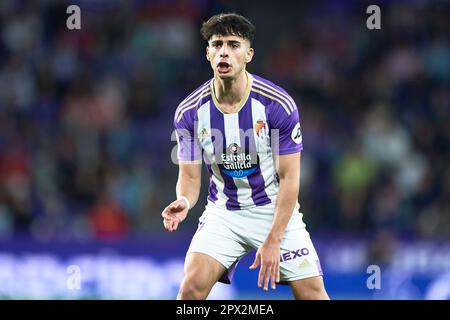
[161, 198, 189, 232]
[249, 239, 281, 291]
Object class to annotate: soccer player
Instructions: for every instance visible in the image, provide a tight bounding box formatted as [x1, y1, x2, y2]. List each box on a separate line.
[162, 13, 329, 300]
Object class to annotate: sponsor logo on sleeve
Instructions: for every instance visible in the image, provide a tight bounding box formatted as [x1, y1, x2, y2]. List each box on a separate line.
[291, 123, 302, 144]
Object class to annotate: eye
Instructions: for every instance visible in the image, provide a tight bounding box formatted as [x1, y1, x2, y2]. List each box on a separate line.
[231, 43, 239, 48]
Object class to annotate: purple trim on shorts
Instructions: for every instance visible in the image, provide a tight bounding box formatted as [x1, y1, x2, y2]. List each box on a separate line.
[316, 259, 324, 276]
[195, 216, 206, 234]
[218, 259, 239, 284]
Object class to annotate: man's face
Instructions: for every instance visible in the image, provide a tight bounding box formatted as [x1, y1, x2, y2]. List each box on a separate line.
[206, 34, 254, 80]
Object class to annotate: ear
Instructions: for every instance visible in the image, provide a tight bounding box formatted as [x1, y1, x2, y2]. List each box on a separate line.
[245, 47, 254, 64]
[206, 46, 210, 61]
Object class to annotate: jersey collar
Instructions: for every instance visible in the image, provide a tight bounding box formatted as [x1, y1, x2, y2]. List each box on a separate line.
[210, 71, 253, 114]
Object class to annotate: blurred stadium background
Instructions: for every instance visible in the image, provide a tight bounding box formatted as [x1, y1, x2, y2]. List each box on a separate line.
[0, 0, 449, 299]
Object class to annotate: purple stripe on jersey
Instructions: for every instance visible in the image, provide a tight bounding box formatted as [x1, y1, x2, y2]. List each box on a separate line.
[205, 164, 218, 202]
[248, 90, 278, 155]
[180, 116, 201, 161]
[239, 101, 272, 207]
[249, 89, 288, 152]
[210, 104, 240, 210]
[189, 135, 199, 161]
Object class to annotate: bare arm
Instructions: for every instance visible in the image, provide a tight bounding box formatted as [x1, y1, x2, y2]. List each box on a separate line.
[250, 152, 301, 290]
[162, 161, 202, 232]
[176, 161, 202, 208]
[268, 151, 301, 242]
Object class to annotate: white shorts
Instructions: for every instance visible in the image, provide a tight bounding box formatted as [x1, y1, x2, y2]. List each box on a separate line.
[186, 203, 323, 284]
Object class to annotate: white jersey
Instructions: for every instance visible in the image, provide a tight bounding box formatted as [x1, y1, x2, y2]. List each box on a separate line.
[174, 72, 303, 211]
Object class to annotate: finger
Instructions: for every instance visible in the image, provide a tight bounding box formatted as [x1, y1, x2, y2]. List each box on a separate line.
[162, 207, 175, 219]
[163, 218, 170, 231]
[276, 262, 280, 283]
[271, 264, 277, 290]
[263, 262, 272, 291]
[172, 220, 180, 231]
[164, 217, 173, 232]
[249, 252, 260, 270]
[169, 219, 176, 232]
[258, 262, 266, 288]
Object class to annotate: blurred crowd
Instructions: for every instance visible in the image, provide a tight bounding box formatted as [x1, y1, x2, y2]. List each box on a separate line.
[0, 0, 448, 242]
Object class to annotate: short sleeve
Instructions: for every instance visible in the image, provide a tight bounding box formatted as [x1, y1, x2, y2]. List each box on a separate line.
[269, 102, 303, 155]
[174, 112, 202, 161]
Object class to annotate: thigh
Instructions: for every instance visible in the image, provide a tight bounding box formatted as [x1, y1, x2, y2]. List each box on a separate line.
[182, 252, 227, 290]
[186, 210, 252, 283]
[289, 275, 329, 300]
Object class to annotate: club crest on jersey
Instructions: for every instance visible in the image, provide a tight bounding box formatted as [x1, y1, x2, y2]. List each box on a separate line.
[255, 119, 266, 137]
[218, 143, 259, 179]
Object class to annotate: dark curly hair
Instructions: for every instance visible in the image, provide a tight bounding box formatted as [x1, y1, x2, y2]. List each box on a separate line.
[200, 13, 256, 44]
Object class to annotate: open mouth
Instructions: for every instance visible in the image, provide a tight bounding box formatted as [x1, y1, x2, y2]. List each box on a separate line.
[217, 62, 231, 73]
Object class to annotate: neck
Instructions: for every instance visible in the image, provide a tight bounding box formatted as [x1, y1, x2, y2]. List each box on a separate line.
[213, 71, 248, 105]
